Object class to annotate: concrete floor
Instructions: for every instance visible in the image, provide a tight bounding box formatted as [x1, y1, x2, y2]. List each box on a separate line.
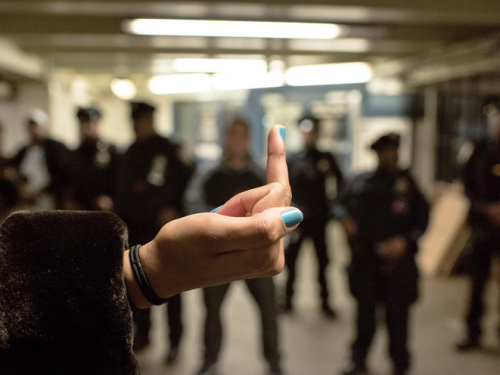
[137, 224, 500, 375]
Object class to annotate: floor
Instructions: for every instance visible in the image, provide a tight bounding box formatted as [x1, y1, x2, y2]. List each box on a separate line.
[136, 223, 500, 375]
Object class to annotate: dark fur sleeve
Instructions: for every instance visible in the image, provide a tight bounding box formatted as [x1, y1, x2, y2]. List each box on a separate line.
[0, 211, 139, 375]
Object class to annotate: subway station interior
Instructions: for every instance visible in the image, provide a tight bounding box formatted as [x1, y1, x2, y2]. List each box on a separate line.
[1, 1, 500, 375]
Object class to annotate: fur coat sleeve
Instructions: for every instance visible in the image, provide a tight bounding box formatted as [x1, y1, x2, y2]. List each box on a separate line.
[0, 211, 140, 375]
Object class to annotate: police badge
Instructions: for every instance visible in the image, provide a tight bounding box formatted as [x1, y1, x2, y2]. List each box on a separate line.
[94, 141, 111, 169]
[147, 155, 168, 186]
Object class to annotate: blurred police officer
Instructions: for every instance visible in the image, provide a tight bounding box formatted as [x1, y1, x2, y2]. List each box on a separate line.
[186, 119, 283, 375]
[456, 97, 500, 351]
[64, 107, 120, 211]
[0, 122, 18, 221]
[284, 115, 343, 317]
[115, 102, 194, 362]
[336, 134, 429, 375]
[14, 109, 69, 210]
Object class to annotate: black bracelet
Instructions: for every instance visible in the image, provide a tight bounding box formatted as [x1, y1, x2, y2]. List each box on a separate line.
[129, 245, 169, 306]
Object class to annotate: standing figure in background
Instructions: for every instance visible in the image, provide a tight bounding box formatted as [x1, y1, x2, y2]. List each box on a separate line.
[13, 109, 69, 210]
[283, 115, 343, 317]
[64, 107, 121, 211]
[0, 123, 18, 221]
[336, 134, 429, 375]
[186, 119, 284, 375]
[456, 97, 500, 351]
[115, 102, 194, 363]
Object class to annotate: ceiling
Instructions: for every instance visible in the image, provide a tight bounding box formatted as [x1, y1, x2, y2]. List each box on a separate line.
[1, 0, 500, 83]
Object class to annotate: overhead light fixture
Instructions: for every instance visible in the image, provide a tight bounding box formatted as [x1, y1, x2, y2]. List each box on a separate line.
[149, 74, 212, 95]
[110, 78, 137, 100]
[123, 19, 341, 39]
[173, 58, 268, 73]
[212, 71, 284, 91]
[285, 62, 372, 86]
[367, 78, 405, 95]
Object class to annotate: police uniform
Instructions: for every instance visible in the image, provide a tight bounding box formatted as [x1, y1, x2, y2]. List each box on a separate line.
[115, 102, 194, 355]
[336, 134, 429, 375]
[285, 146, 343, 312]
[66, 108, 121, 210]
[461, 139, 500, 344]
[185, 156, 282, 375]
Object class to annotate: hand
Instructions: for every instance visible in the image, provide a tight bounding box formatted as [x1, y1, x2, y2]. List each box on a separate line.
[485, 202, 500, 226]
[62, 198, 81, 211]
[19, 187, 38, 206]
[341, 217, 359, 239]
[125, 125, 299, 308]
[95, 195, 114, 211]
[214, 124, 291, 217]
[377, 236, 408, 260]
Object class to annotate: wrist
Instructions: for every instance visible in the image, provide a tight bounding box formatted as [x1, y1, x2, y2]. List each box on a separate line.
[123, 250, 151, 309]
[139, 239, 183, 300]
[124, 241, 176, 309]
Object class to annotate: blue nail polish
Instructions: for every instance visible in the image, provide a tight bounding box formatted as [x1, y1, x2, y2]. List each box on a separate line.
[280, 127, 286, 141]
[281, 209, 303, 228]
[211, 206, 222, 213]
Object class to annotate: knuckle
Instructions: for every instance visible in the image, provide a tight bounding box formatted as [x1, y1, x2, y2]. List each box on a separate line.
[255, 217, 279, 244]
[262, 249, 284, 276]
[270, 182, 292, 206]
[269, 259, 285, 276]
[283, 186, 292, 206]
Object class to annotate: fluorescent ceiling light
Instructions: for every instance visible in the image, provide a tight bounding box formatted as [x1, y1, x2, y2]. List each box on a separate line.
[123, 19, 341, 39]
[212, 71, 284, 91]
[110, 78, 137, 100]
[285, 62, 372, 86]
[149, 74, 211, 95]
[173, 58, 267, 73]
[367, 78, 405, 95]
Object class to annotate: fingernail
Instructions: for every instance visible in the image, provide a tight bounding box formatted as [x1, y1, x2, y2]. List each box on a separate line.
[211, 206, 222, 213]
[281, 208, 303, 228]
[280, 127, 286, 141]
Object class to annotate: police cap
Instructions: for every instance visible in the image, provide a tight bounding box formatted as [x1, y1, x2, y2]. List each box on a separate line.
[26, 108, 49, 127]
[370, 133, 400, 151]
[76, 107, 102, 122]
[130, 101, 156, 119]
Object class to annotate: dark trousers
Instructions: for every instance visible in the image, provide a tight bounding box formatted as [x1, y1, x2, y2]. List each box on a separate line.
[202, 278, 280, 368]
[133, 293, 183, 348]
[352, 293, 411, 371]
[285, 221, 330, 302]
[465, 231, 500, 339]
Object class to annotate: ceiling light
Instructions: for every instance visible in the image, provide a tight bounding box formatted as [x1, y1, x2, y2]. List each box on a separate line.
[212, 71, 284, 90]
[110, 78, 137, 100]
[285, 62, 372, 86]
[367, 78, 405, 95]
[123, 19, 341, 39]
[173, 58, 267, 73]
[149, 74, 211, 95]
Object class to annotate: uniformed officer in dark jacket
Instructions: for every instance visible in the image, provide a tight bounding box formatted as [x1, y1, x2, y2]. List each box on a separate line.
[336, 134, 429, 375]
[456, 97, 500, 351]
[186, 119, 283, 375]
[284, 115, 343, 317]
[115, 102, 194, 362]
[64, 107, 121, 211]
